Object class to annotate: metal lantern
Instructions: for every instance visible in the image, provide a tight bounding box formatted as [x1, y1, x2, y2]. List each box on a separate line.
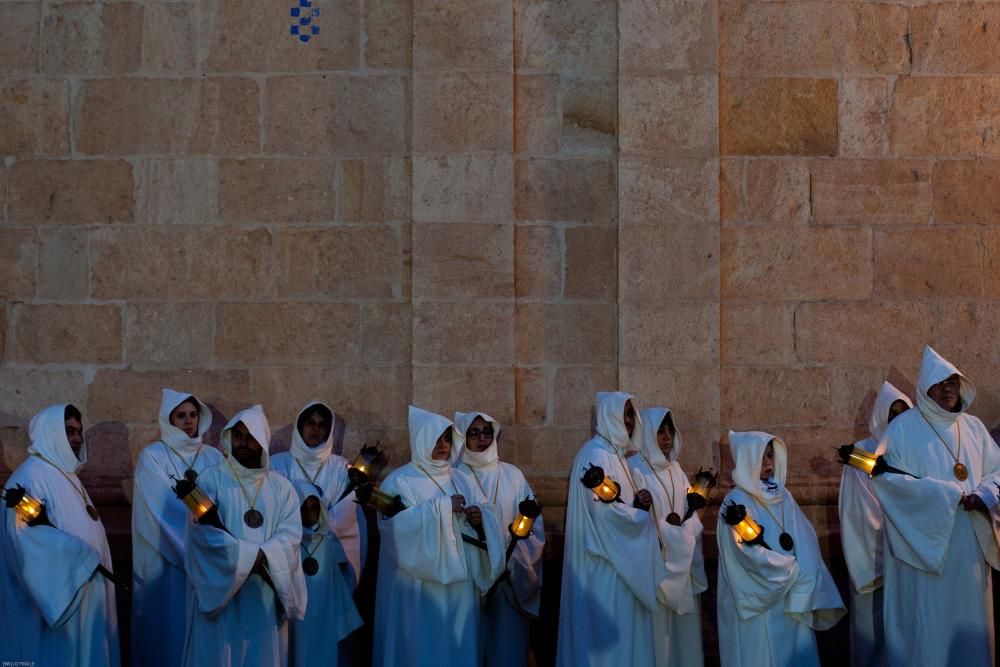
[339, 443, 390, 501]
[722, 501, 770, 549]
[355, 483, 406, 517]
[836, 444, 914, 477]
[2, 484, 50, 526]
[581, 463, 623, 503]
[172, 476, 225, 529]
[510, 497, 541, 539]
[683, 468, 718, 522]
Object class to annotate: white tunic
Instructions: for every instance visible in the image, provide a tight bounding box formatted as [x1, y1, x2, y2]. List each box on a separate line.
[556, 392, 669, 667]
[873, 346, 1000, 667]
[183, 406, 307, 667]
[132, 389, 222, 667]
[0, 404, 120, 666]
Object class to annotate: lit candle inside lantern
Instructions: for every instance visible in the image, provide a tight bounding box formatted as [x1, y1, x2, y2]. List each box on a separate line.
[171, 476, 225, 529]
[722, 501, 770, 549]
[348, 443, 388, 487]
[510, 497, 542, 539]
[689, 468, 718, 502]
[581, 463, 623, 503]
[837, 444, 877, 475]
[2, 484, 48, 525]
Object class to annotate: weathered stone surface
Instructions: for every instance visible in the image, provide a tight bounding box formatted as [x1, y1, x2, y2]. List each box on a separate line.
[722, 367, 830, 428]
[620, 0, 716, 74]
[720, 302, 797, 365]
[338, 158, 410, 223]
[619, 301, 719, 366]
[912, 5, 1000, 75]
[9, 160, 133, 224]
[512, 426, 592, 476]
[932, 160, 1000, 224]
[413, 154, 512, 223]
[874, 227, 982, 298]
[87, 369, 250, 424]
[124, 303, 214, 367]
[0, 310, 5, 365]
[840, 77, 890, 158]
[934, 303, 1000, 371]
[619, 365, 721, 430]
[0, 228, 36, 299]
[361, 302, 411, 364]
[890, 77, 1000, 158]
[720, 1, 908, 76]
[515, 74, 560, 156]
[811, 159, 931, 224]
[722, 227, 873, 300]
[79, 78, 259, 155]
[206, 0, 358, 72]
[515, 367, 548, 426]
[412, 223, 513, 298]
[0, 369, 86, 419]
[42, 2, 142, 75]
[414, 0, 512, 70]
[276, 226, 400, 298]
[561, 77, 616, 156]
[0, 3, 40, 74]
[551, 366, 617, 428]
[516, 303, 616, 365]
[143, 1, 198, 73]
[37, 227, 88, 301]
[514, 225, 560, 298]
[514, 0, 616, 73]
[413, 366, 515, 425]
[266, 75, 407, 156]
[829, 366, 911, 438]
[796, 302, 933, 365]
[620, 158, 718, 225]
[565, 226, 616, 299]
[365, 0, 411, 69]
[620, 224, 719, 302]
[720, 78, 838, 156]
[742, 158, 810, 225]
[984, 228, 1000, 297]
[215, 302, 361, 365]
[9, 304, 122, 364]
[136, 159, 217, 226]
[414, 302, 515, 364]
[515, 158, 615, 223]
[620, 75, 717, 157]
[91, 227, 273, 299]
[719, 158, 742, 223]
[0, 79, 69, 155]
[219, 159, 334, 223]
[414, 72, 513, 152]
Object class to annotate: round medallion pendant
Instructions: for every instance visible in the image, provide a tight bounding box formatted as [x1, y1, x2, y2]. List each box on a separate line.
[86, 504, 100, 521]
[779, 532, 795, 551]
[954, 462, 969, 482]
[666, 512, 682, 526]
[303, 557, 319, 576]
[244, 509, 264, 528]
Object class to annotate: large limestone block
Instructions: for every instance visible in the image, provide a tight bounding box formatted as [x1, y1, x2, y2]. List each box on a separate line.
[9, 160, 133, 224]
[9, 304, 122, 365]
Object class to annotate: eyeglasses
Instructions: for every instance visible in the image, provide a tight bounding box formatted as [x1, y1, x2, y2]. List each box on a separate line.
[467, 427, 494, 440]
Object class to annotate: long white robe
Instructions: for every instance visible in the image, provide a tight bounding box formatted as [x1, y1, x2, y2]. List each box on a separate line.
[717, 431, 844, 667]
[271, 401, 364, 666]
[556, 391, 669, 667]
[132, 389, 222, 667]
[454, 410, 545, 667]
[0, 404, 120, 666]
[374, 406, 505, 667]
[629, 406, 706, 667]
[872, 346, 1000, 667]
[838, 381, 912, 667]
[183, 405, 307, 667]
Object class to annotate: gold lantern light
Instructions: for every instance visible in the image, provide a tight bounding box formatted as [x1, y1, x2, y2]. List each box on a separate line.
[581, 463, 623, 504]
[172, 476, 225, 529]
[355, 483, 406, 517]
[340, 443, 390, 501]
[683, 468, 718, 522]
[511, 497, 541, 539]
[2, 484, 50, 526]
[836, 444, 913, 477]
[722, 501, 770, 549]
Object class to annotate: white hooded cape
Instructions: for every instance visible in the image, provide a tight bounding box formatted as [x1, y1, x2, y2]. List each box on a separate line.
[132, 389, 222, 667]
[182, 405, 308, 667]
[872, 346, 1000, 667]
[717, 431, 845, 667]
[0, 403, 120, 666]
[838, 381, 911, 667]
[287, 479, 362, 667]
[453, 410, 545, 667]
[373, 406, 505, 667]
[628, 407, 707, 667]
[555, 392, 670, 667]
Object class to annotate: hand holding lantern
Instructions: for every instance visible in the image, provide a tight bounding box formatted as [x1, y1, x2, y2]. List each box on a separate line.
[722, 501, 770, 550]
[2, 484, 51, 527]
[171, 476, 226, 530]
[682, 468, 718, 523]
[340, 443, 390, 502]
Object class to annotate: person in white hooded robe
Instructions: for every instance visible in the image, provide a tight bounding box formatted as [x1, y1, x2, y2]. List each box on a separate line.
[556, 391, 669, 667]
[453, 410, 545, 667]
[373, 406, 505, 667]
[132, 389, 223, 667]
[271, 401, 365, 665]
[837, 381, 911, 667]
[872, 346, 1000, 667]
[628, 407, 707, 667]
[717, 431, 845, 667]
[182, 405, 307, 667]
[0, 403, 120, 666]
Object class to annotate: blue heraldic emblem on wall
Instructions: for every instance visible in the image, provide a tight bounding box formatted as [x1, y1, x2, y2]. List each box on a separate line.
[290, 0, 320, 43]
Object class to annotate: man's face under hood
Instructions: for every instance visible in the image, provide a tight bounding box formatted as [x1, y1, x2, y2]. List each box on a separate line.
[231, 422, 263, 468]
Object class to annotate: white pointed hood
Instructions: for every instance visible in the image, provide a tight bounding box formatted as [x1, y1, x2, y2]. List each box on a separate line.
[27, 403, 86, 474]
[638, 407, 682, 470]
[220, 405, 272, 481]
[454, 410, 500, 469]
[289, 400, 335, 467]
[916, 345, 975, 425]
[595, 391, 644, 454]
[408, 405, 461, 470]
[869, 381, 913, 442]
[729, 430, 787, 503]
[158, 388, 212, 453]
